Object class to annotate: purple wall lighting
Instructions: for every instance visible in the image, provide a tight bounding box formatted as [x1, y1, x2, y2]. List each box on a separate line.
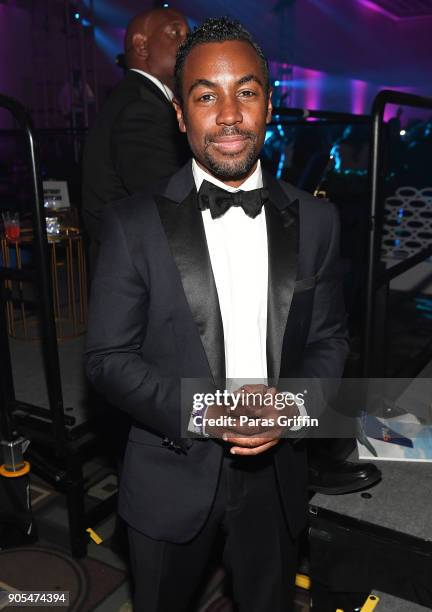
[302, 67, 324, 111]
[351, 79, 369, 115]
[268, 59, 429, 118]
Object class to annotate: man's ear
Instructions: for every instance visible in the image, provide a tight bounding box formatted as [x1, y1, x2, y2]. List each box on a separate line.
[266, 87, 273, 124]
[132, 33, 148, 59]
[172, 98, 186, 133]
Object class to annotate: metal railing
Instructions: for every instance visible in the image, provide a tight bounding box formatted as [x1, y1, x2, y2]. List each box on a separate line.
[271, 107, 369, 124]
[0, 93, 112, 557]
[0, 94, 65, 443]
[363, 89, 432, 376]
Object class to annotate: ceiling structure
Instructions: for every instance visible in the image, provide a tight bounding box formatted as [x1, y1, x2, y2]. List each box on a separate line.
[0, 0, 428, 116]
[86, 0, 432, 90]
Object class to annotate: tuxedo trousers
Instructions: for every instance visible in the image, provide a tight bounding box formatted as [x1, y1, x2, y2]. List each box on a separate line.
[127, 449, 299, 612]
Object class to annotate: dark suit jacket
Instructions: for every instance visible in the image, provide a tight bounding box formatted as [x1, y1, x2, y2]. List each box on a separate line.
[82, 69, 190, 248]
[85, 161, 349, 544]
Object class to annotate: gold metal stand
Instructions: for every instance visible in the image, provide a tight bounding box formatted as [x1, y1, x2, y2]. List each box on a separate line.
[1, 226, 87, 340]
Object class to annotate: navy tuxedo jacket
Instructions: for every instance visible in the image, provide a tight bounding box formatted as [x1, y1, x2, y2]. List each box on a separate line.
[85, 161, 349, 543]
[82, 70, 190, 248]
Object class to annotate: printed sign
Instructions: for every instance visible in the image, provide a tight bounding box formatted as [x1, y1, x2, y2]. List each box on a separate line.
[42, 181, 70, 209]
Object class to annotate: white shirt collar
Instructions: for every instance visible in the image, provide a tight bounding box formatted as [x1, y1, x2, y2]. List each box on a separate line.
[129, 69, 174, 102]
[192, 158, 263, 193]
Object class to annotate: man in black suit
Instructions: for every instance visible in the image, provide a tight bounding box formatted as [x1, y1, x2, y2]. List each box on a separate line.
[85, 17, 349, 612]
[82, 7, 190, 262]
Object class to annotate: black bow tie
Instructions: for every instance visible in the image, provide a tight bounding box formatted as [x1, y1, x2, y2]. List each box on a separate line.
[198, 180, 269, 220]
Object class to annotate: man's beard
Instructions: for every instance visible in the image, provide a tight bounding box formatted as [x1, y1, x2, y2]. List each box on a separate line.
[202, 128, 259, 182]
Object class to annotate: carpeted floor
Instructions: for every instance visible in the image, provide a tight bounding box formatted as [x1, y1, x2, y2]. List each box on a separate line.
[0, 547, 126, 611]
[0, 468, 311, 611]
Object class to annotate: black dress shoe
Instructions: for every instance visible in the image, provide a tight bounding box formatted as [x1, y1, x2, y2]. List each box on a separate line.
[308, 456, 381, 495]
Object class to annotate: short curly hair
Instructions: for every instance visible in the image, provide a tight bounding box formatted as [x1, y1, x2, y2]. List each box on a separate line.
[174, 16, 269, 103]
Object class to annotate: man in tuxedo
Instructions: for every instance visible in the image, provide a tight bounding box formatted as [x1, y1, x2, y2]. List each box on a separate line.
[85, 17, 349, 612]
[82, 7, 190, 263]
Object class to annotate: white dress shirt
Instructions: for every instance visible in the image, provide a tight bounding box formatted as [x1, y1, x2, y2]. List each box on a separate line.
[129, 69, 174, 102]
[190, 160, 307, 435]
[192, 159, 268, 391]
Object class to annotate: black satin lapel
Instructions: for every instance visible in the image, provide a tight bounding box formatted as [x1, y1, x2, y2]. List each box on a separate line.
[159, 159, 195, 203]
[155, 191, 225, 386]
[266, 199, 299, 383]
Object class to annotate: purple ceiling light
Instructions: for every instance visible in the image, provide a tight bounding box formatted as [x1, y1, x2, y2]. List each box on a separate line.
[357, 0, 399, 20]
[357, 0, 432, 19]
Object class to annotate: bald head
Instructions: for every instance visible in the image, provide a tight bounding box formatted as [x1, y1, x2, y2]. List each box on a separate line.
[124, 8, 188, 90]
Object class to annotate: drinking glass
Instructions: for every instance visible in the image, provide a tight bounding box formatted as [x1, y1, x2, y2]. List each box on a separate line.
[2, 211, 21, 242]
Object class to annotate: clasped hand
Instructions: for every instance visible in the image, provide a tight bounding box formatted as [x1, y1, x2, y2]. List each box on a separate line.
[205, 384, 299, 456]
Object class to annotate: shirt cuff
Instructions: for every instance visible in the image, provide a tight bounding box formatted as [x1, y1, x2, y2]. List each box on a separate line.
[281, 392, 308, 431]
[187, 404, 211, 437]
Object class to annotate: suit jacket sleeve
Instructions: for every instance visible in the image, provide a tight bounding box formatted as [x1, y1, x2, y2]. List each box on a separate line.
[300, 202, 349, 379]
[85, 207, 190, 449]
[111, 100, 186, 194]
[280, 202, 349, 430]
